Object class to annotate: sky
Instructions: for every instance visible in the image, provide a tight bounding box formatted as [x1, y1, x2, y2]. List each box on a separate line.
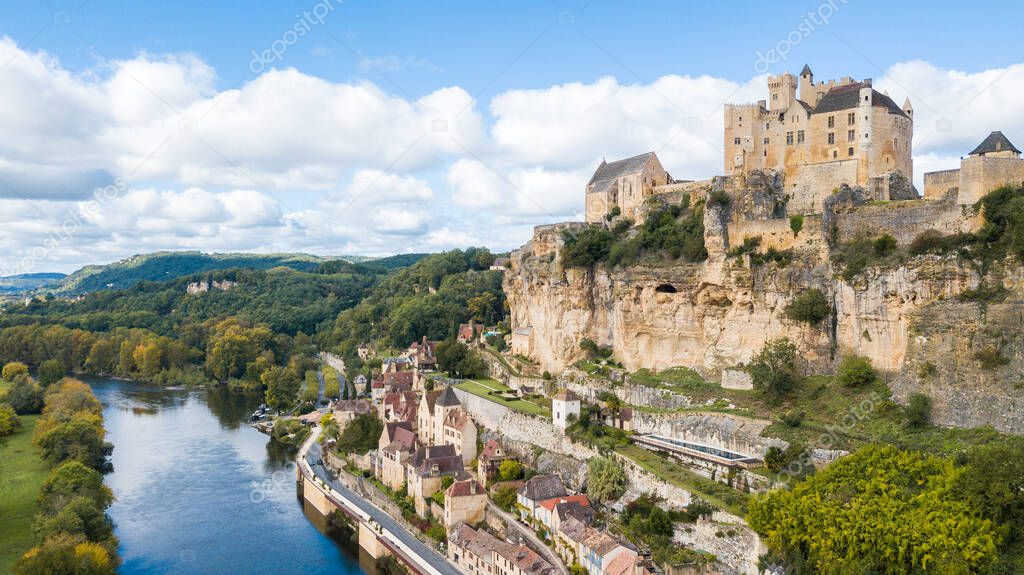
[0, 0, 1022, 274]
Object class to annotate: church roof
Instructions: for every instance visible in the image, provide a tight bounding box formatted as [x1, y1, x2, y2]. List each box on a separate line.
[969, 131, 1021, 156]
[587, 152, 656, 189]
[812, 82, 909, 118]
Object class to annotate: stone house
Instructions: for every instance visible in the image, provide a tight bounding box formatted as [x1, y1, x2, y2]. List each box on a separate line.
[442, 408, 478, 462]
[443, 478, 488, 528]
[551, 389, 581, 430]
[534, 494, 592, 532]
[449, 523, 557, 575]
[406, 444, 470, 517]
[333, 399, 371, 431]
[477, 438, 510, 487]
[458, 321, 484, 344]
[418, 386, 463, 447]
[516, 474, 568, 522]
[379, 390, 418, 425]
[584, 152, 671, 224]
[407, 336, 439, 371]
[600, 406, 633, 432]
[377, 422, 418, 491]
[558, 517, 637, 575]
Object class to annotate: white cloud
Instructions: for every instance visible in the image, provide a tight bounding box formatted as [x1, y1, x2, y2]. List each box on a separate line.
[1, 34, 1023, 273]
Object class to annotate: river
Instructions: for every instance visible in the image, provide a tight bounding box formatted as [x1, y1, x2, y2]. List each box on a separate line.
[88, 377, 376, 575]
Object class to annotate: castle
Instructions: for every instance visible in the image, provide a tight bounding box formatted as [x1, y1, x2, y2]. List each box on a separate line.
[584, 66, 1024, 224]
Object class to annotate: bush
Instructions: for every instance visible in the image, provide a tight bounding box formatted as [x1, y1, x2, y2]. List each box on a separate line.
[498, 460, 523, 481]
[785, 289, 830, 325]
[780, 410, 804, 428]
[580, 338, 612, 359]
[561, 227, 613, 268]
[493, 485, 517, 511]
[973, 346, 1010, 370]
[905, 393, 931, 427]
[749, 339, 799, 402]
[708, 190, 731, 207]
[789, 214, 804, 237]
[872, 234, 897, 257]
[0, 403, 20, 436]
[7, 376, 43, 415]
[835, 355, 877, 388]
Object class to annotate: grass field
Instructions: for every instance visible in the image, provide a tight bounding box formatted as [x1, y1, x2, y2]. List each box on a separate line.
[0, 414, 47, 573]
[455, 378, 550, 418]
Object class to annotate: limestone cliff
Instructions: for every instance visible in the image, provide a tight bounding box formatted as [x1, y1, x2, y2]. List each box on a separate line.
[505, 179, 1023, 433]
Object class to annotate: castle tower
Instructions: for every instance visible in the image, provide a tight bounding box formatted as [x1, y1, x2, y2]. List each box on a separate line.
[902, 98, 913, 118]
[551, 389, 580, 430]
[798, 64, 814, 103]
[767, 72, 796, 111]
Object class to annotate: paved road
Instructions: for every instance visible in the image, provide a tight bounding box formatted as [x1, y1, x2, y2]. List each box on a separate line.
[486, 502, 569, 575]
[304, 440, 462, 575]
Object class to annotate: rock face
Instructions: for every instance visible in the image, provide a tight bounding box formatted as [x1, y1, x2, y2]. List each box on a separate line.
[505, 186, 1024, 433]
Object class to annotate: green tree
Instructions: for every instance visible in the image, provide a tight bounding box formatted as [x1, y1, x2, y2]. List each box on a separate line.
[34, 413, 110, 469]
[262, 366, 299, 412]
[38, 359, 66, 387]
[497, 460, 523, 481]
[785, 289, 830, 325]
[748, 445, 1001, 574]
[0, 403, 21, 437]
[14, 533, 115, 575]
[493, 485, 517, 511]
[587, 456, 626, 503]
[954, 439, 1024, 539]
[748, 338, 799, 402]
[835, 355, 877, 388]
[37, 461, 114, 515]
[7, 376, 44, 415]
[2, 361, 29, 381]
[905, 393, 931, 428]
[336, 412, 383, 455]
[789, 214, 804, 237]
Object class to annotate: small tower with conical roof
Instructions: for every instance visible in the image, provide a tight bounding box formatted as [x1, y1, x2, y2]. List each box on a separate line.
[902, 97, 913, 118]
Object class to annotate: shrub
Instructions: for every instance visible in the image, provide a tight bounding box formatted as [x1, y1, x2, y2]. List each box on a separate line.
[909, 229, 945, 255]
[493, 485, 517, 511]
[973, 346, 1009, 370]
[905, 393, 931, 427]
[0, 403, 20, 437]
[785, 289, 830, 325]
[498, 460, 523, 481]
[708, 190, 731, 207]
[789, 214, 804, 237]
[749, 339, 799, 401]
[580, 338, 613, 359]
[6, 376, 43, 415]
[561, 227, 614, 268]
[605, 206, 621, 221]
[917, 361, 937, 379]
[610, 218, 633, 236]
[835, 355, 877, 388]
[872, 234, 897, 257]
[780, 410, 804, 428]
[587, 456, 627, 503]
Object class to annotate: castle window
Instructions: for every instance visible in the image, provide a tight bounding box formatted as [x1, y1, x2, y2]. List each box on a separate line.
[833, 150, 838, 159]
[763, 138, 770, 145]
[827, 115, 835, 128]
[797, 130, 805, 143]
[893, 137, 898, 148]
[786, 132, 794, 145]
[827, 132, 835, 145]
[734, 138, 741, 145]
[848, 130, 855, 142]
[848, 112, 855, 124]
[848, 147, 854, 156]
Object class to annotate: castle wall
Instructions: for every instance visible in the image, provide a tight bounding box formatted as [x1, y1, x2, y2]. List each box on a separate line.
[727, 214, 825, 254]
[787, 159, 858, 213]
[923, 169, 960, 200]
[833, 196, 969, 246]
[958, 155, 1024, 205]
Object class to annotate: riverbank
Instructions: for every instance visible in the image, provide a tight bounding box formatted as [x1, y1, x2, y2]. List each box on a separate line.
[0, 414, 47, 573]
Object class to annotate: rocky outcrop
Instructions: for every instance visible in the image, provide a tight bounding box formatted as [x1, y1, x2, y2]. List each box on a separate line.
[505, 187, 1024, 432]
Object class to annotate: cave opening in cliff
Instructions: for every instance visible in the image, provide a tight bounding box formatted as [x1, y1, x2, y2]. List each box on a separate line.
[655, 283, 678, 293]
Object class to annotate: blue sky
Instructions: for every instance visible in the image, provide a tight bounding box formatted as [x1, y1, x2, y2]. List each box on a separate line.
[0, 1, 1022, 272]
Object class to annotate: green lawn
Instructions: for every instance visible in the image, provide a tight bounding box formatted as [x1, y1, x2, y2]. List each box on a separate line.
[0, 414, 48, 572]
[615, 443, 750, 517]
[455, 378, 550, 418]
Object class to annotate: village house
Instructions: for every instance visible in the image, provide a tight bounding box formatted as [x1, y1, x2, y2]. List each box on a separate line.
[600, 406, 633, 432]
[557, 516, 637, 575]
[418, 386, 464, 447]
[517, 474, 568, 522]
[551, 389, 581, 430]
[477, 438, 510, 487]
[406, 444, 470, 517]
[382, 356, 412, 373]
[379, 390, 418, 425]
[377, 422, 419, 491]
[333, 399, 371, 430]
[458, 321, 485, 344]
[407, 336, 440, 371]
[442, 408, 478, 462]
[443, 478, 488, 528]
[449, 523, 558, 575]
[534, 495, 593, 532]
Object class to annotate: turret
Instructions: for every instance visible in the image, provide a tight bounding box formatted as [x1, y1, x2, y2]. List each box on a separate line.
[902, 97, 913, 118]
[798, 64, 813, 102]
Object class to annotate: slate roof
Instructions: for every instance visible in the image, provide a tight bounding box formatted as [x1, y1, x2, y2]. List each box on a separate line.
[383, 427, 418, 454]
[800, 63, 812, 77]
[552, 389, 579, 402]
[554, 500, 595, 525]
[587, 152, 656, 189]
[436, 386, 461, 408]
[422, 389, 443, 415]
[811, 82, 908, 118]
[409, 444, 462, 476]
[969, 131, 1021, 156]
[518, 474, 567, 502]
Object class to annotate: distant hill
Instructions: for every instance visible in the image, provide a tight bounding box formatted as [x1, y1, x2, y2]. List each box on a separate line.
[49, 252, 344, 295]
[0, 272, 66, 294]
[45, 251, 430, 295]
